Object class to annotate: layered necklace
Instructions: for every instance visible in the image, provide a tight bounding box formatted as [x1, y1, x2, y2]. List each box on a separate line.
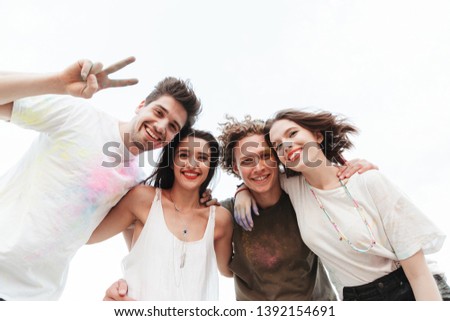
[169, 191, 198, 269]
[305, 179, 376, 253]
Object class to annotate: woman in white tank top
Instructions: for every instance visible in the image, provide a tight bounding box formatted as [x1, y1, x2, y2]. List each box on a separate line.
[89, 129, 233, 300]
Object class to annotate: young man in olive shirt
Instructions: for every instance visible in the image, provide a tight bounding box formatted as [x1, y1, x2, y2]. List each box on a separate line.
[217, 116, 336, 300]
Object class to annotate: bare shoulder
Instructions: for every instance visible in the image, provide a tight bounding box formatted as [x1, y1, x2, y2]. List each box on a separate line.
[214, 206, 233, 230]
[123, 184, 156, 208]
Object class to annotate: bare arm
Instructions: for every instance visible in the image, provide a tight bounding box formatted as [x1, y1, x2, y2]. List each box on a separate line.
[87, 185, 154, 244]
[0, 57, 138, 118]
[214, 207, 234, 278]
[401, 249, 442, 300]
[0, 102, 13, 121]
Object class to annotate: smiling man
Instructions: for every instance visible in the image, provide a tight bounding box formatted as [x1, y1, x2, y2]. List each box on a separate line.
[218, 116, 337, 300]
[0, 57, 201, 300]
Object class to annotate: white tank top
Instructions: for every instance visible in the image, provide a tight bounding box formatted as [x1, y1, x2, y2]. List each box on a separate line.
[122, 188, 219, 300]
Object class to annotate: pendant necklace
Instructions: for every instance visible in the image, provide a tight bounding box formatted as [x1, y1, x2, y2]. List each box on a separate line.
[305, 179, 376, 253]
[169, 191, 192, 269]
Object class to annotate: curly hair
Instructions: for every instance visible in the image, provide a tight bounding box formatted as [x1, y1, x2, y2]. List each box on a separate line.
[264, 109, 358, 175]
[218, 115, 266, 178]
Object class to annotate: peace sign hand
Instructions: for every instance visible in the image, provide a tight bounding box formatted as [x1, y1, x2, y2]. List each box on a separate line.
[60, 56, 138, 99]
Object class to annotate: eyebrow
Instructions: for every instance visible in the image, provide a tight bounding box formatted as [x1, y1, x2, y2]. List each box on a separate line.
[156, 105, 182, 132]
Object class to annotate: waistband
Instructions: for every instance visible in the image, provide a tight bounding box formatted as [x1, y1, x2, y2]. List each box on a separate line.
[343, 267, 408, 297]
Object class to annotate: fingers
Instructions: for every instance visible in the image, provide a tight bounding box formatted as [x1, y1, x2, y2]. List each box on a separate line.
[102, 56, 136, 75]
[337, 158, 379, 179]
[79, 60, 102, 81]
[117, 279, 128, 296]
[234, 211, 247, 231]
[205, 198, 221, 207]
[251, 198, 259, 216]
[90, 62, 104, 75]
[81, 74, 99, 98]
[234, 206, 252, 231]
[103, 279, 132, 301]
[108, 78, 139, 88]
[79, 59, 94, 81]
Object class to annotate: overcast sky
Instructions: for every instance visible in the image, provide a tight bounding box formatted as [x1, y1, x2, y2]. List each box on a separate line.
[1, 0, 449, 301]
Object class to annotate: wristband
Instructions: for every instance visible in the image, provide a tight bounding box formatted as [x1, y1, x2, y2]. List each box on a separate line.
[234, 187, 249, 197]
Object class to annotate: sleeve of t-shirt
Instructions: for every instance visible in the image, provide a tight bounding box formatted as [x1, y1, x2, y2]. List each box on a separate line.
[11, 95, 91, 134]
[220, 197, 235, 215]
[280, 172, 298, 195]
[362, 170, 446, 260]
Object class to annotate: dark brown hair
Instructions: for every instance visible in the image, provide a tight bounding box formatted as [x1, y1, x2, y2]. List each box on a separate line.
[145, 77, 202, 129]
[218, 115, 266, 178]
[264, 109, 358, 174]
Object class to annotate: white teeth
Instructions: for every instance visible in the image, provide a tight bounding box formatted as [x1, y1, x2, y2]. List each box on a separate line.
[145, 127, 158, 140]
[183, 172, 199, 177]
[289, 150, 302, 161]
[253, 175, 268, 181]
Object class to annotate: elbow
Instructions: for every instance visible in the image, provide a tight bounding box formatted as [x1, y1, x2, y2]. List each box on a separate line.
[220, 268, 234, 278]
[86, 235, 99, 245]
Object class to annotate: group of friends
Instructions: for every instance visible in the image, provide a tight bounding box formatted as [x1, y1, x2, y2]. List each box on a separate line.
[0, 57, 449, 301]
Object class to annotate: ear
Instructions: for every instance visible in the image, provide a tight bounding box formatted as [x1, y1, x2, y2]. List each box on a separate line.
[135, 100, 146, 114]
[315, 132, 324, 144]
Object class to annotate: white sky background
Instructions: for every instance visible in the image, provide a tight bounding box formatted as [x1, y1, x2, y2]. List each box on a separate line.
[0, 0, 449, 301]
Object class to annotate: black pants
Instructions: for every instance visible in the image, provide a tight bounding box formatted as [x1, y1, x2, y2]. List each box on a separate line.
[343, 267, 415, 301]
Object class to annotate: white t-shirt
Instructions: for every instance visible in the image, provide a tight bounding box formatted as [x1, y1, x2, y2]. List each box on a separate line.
[281, 170, 446, 299]
[0, 95, 145, 300]
[122, 189, 219, 300]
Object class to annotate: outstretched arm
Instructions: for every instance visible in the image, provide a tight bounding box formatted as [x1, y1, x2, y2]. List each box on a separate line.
[0, 57, 138, 119]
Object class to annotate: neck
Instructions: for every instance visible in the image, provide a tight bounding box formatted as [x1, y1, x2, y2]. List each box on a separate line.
[301, 158, 341, 190]
[250, 184, 283, 210]
[169, 183, 202, 210]
[119, 121, 140, 156]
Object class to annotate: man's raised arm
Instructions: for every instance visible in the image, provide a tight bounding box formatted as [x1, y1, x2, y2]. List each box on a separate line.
[0, 57, 138, 120]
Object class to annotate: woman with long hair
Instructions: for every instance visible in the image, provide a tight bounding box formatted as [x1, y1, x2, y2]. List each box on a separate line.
[88, 128, 232, 300]
[261, 109, 447, 300]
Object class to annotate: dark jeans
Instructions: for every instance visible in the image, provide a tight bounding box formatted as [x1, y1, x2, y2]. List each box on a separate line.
[343, 267, 415, 301]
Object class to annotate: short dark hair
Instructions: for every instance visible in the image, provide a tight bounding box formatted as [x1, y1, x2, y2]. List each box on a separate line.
[145, 77, 202, 129]
[144, 128, 220, 197]
[264, 109, 358, 176]
[218, 115, 266, 179]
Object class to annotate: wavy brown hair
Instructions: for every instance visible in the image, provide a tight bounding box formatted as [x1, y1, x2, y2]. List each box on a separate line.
[264, 109, 358, 175]
[218, 115, 266, 179]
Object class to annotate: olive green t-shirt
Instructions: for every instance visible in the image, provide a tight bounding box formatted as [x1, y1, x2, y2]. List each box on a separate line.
[222, 192, 336, 301]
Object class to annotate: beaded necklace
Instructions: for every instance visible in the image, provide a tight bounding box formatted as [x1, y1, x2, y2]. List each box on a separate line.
[305, 179, 376, 253]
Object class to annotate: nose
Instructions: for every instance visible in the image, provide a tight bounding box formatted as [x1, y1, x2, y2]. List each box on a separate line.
[282, 140, 293, 158]
[253, 157, 266, 173]
[153, 119, 168, 138]
[187, 155, 199, 168]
